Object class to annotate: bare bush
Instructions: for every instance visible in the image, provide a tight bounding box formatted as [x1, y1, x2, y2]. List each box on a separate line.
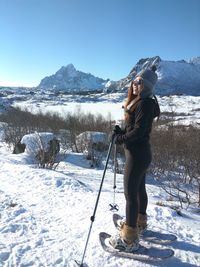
[76, 131, 109, 167]
[63, 108, 112, 152]
[150, 123, 200, 208]
[0, 107, 113, 151]
[2, 106, 199, 207]
[35, 137, 60, 169]
[21, 132, 60, 169]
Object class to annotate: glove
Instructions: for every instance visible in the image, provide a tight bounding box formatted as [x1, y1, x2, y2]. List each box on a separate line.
[113, 125, 123, 134]
[111, 125, 124, 143]
[111, 125, 121, 142]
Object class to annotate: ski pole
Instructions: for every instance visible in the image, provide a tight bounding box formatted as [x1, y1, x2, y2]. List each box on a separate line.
[79, 137, 114, 267]
[109, 143, 119, 212]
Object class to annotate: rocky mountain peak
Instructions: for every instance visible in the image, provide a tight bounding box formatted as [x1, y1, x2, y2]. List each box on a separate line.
[189, 56, 200, 65]
[112, 56, 200, 95]
[38, 64, 106, 92]
[128, 56, 161, 79]
[55, 64, 77, 79]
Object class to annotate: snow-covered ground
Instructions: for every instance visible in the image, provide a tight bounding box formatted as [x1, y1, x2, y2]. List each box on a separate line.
[0, 140, 200, 267]
[12, 93, 200, 126]
[1, 86, 200, 125]
[1, 91, 200, 266]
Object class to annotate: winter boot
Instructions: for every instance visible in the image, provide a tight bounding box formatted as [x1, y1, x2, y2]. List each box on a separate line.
[137, 213, 148, 234]
[109, 223, 139, 252]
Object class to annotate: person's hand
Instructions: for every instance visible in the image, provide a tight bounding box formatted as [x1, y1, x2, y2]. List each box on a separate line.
[111, 125, 121, 141]
[113, 125, 123, 134]
[111, 125, 124, 143]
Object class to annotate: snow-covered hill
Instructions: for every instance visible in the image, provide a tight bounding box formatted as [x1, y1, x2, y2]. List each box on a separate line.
[38, 64, 108, 92]
[115, 56, 200, 96]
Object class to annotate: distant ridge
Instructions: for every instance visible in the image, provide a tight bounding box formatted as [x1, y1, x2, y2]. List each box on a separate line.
[36, 56, 200, 96]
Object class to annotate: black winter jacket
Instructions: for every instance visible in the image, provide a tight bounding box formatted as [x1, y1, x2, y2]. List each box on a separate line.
[115, 98, 160, 149]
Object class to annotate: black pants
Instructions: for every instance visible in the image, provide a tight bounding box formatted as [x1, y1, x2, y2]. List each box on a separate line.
[124, 145, 152, 227]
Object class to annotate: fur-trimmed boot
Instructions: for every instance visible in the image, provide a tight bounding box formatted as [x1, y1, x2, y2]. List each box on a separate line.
[109, 223, 139, 252]
[137, 213, 148, 234]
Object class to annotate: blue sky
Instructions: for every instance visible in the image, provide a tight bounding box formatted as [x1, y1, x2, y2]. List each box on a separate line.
[0, 0, 200, 87]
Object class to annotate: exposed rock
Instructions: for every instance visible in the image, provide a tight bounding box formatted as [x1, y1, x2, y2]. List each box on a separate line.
[13, 141, 26, 154]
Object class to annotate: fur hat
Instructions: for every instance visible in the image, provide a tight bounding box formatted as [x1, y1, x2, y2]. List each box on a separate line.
[136, 65, 158, 98]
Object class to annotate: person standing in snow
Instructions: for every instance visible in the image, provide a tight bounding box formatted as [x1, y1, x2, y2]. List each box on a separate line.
[110, 65, 160, 252]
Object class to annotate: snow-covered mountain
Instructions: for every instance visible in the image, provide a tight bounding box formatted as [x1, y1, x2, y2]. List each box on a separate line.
[114, 56, 200, 96]
[37, 57, 200, 96]
[38, 64, 108, 92]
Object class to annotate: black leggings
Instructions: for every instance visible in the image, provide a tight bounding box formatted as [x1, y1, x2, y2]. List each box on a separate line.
[123, 146, 152, 227]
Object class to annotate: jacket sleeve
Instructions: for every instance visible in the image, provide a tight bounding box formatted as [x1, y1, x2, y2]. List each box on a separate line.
[115, 100, 153, 145]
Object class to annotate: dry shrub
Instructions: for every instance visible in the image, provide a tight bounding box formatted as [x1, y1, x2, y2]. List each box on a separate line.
[2, 107, 199, 207]
[150, 123, 200, 208]
[0, 107, 113, 150]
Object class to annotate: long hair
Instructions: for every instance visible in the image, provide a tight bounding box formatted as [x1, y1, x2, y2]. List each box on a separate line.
[124, 82, 136, 109]
[123, 81, 140, 121]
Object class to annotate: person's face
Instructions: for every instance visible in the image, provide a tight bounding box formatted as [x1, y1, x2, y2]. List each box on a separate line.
[132, 77, 144, 95]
